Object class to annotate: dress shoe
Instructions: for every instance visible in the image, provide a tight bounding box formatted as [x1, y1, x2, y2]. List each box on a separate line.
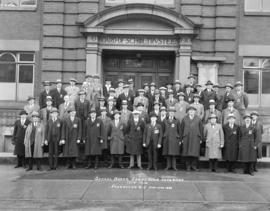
[138, 166, 143, 170]
[119, 164, 124, 169]
[127, 166, 133, 169]
[146, 166, 152, 170]
[94, 165, 98, 170]
[108, 164, 113, 169]
[26, 168, 32, 171]
[172, 167, 178, 171]
[85, 164, 91, 169]
[164, 167, 170, 171]
[154, 167, 158, 171]
[249, 172, 254, 176]
[14, 165, 21, 168]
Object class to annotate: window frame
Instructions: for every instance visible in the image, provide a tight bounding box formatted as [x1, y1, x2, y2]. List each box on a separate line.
[0, 0, 37, 11]
[105, 0, 175, 8]
[244, 0, 270, 15]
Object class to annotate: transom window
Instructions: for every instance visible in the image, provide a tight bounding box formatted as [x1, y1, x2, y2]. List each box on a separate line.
[105, 0, 175, 7]
[243, 58, 270, 107]
[245, 0, 270, 13]
[0, 52, 35, 101]
[0, 0, 36, 7]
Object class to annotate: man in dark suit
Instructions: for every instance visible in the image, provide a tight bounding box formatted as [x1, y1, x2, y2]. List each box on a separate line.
[50, 79, 67, 109]
[184, 84, 194, 104]
[45, 108, 62, 170]
[103, 79, 112, 99]
[39, 81, 52, 109]
[12, 110, 31, 168]
[143, 112, 163, 170]
[201, 80, 217, 110]
[116, 84, 134, 111]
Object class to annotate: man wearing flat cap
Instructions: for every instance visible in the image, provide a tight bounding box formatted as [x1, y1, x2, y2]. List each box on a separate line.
[39, 81, 52, 109]
[180, 105, 204, 171]
[12, 110, 31, 168]
[201, 80, 218, 110]
[50, 79, 67, 109]
[65, 78, 80, 104]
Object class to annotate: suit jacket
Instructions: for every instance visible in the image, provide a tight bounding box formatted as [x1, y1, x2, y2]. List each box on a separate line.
[116, 92, 134, 111]
[143, 123, 163, 148]
[184, 91, 194, 104]
[201, 89, 217, 110]
[40, 107, 55, 126]
[45, 118, 62, 143]
[74, 99, 91, 120]
[59, 102, 73, 120]
[50, 88, 67, 108]
[39, 90, 52, 109]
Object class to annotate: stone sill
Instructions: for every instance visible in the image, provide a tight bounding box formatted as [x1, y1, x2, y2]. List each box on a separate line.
[0, 101, 26, 110]
[0, 6, 37, 11]
[244, 11, 270, 16]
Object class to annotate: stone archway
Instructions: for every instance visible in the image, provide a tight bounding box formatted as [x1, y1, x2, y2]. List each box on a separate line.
[78, 3, 200, 84]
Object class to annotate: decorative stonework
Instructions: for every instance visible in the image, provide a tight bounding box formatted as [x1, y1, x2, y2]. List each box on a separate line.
[197, 62, 219, 86]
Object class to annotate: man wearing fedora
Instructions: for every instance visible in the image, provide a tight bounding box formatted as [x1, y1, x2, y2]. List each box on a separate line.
[24, 111, 45, 171]
[40, 96, 55, 126]
[116, 84, 134, 111]
[233, 81, 249, 118]
[175, 92, 189, 123]
[50, 79, 67, 109]
[203, 99, 222, 124]
[222, 95, 241, 126]
[39, 81, 52, 109]
[180, 106, 204, 171]
[184, 84, 194, 104]
[201, 80, 218, 110]
[173, 80, 184, 98]
[12, 110, 31, 168]
[221, 83, 235, 110]
[65, 78, 80, 104]
[115, 78, 124, 98]
[24, 96, 40, 118]
[133, 89, 149, 112]
[45, 108, 62, 170]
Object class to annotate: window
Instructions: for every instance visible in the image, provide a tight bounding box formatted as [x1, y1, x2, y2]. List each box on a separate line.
[0, 0, 36, 8]
[105, 0, 175, 7]
[0, 52, 35, 101]
[245, 0, 270, 13]
[243, 58, 270, 107]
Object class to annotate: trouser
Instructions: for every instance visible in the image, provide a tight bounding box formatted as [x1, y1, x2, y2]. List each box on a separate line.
[129, 155, 142, 167]
[243, 162, 254, 174]
[67, 157, 76, 168]
[226, 161, 236, 171]
[49, 141, 59, 169]
[209, 159, 218, 171]
[28, 157, 41, 170]
[147, 144, 158, 169]
[253, 161, 258, 171]
[17, 155, 25, 167]
[110, 155, 123, 167]
[86, 155, 99, 167]
[185, 156, 198, 170]
[166, 156, 177, 169]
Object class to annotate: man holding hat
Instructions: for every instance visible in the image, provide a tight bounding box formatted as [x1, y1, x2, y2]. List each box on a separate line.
[116, 84, 134, 111]
[65, 78, 80, 104]
[133, 89, 149, 112]
[222, 95, 241, 126]
[222, 113, 240, 173]
[12, 110, 30, 168]
[24, 111, 45, 171]
[126, 109, 145, 169]
[39, 81, 52, 109]
[180, 105, 204, 171]
[50, 79, 67, 109]
[233, 81, 249, 118]
[61, 107, 82, 169]
[238, 113, 258, 176]
[84, 108, 105, 169]
[40, 96, 55, 126]
[45, 107, 62, 170]
[163, 107, 181, 171]
[24, 96, 40, 118]
[143, 112, 163, 170]
[251, 111, 264, 172]
[201, 80, 218, 110]
[204, 113, 224, 172]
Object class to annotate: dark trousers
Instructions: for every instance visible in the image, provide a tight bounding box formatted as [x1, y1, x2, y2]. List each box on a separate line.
[243, 162, 254, 174]
[110, 155, 123, 167]
[185, 156, 198, 170]
[16, 155, 25, 167]
[28, 157, 41, 170]
[226, 161, 236, 171]
[209, 159, 218, 171]
[166, 156, 177, 169]
[86, 155, 99, 167]
[66, 157, 76, 168]
[147, 144, 158, 169]
[49, 141, 59, 169]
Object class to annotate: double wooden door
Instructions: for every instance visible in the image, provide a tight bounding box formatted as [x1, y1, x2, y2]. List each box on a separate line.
[103, 51, 174, 90]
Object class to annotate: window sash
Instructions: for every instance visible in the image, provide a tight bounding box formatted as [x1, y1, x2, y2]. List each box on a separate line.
[0, 0, 36, 7]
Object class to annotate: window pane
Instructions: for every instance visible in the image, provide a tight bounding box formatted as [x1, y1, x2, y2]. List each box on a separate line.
[244, 69, 259, 94]
[243, 58, 259, 68]
[19, 53, 34, 62]
[262, 0, 270, 11]
[19, 65, 33, 83]
[21, 0, 36, 6]
[0, 53, 16, 62]
[245, 0, 261, 11]
[0, 63, 16, 82]
[262, 59, 270, 68]
[1, 0, 20, 6]
[262, 70, 270, 93]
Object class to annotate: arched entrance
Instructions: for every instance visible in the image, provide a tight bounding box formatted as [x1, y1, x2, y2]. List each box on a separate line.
[78, 3, 199, 85]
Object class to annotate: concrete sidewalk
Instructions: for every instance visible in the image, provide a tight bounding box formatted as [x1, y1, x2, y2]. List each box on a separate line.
[0, 165, 270, 210]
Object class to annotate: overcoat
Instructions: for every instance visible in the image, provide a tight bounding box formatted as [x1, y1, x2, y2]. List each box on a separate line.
[233, 91, 249, 117]
[98, 116, 112, 149]
[109, 119, 125, 154]
[252, 120, 263, 158]
[40, 107, 54, 126]
[203, 109, 222, 124]
[12, 119, 30, 156]
[201, 89, 218, 110]
[61, 117, 82, 157]
[222, 123, 240, 161]
[162, 118, 181, 156]
[180, 115, 204, 157]
[125, 118, 145, 155]
[175, 101, 189, 123]
[116, 93, 134, 111]
[24, 104, 40, 118]
[84, 118, 105, 156]
[120, 109, 132, 126]
[39, 90, 52, 109]
[143, 123, 163, 148]
[204, 123, 224, 159]
[59, 102, 73, 120]
[190, 103, 204, 119]
[24, 122, 45, 158]
[238, 124, 258, 162]
[74, 99, 90, 121]
[50, 88, 67, 108]
[133, 96, 148, 112]
[222, 108, 241, 126]
[65, 85, 80, 103]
